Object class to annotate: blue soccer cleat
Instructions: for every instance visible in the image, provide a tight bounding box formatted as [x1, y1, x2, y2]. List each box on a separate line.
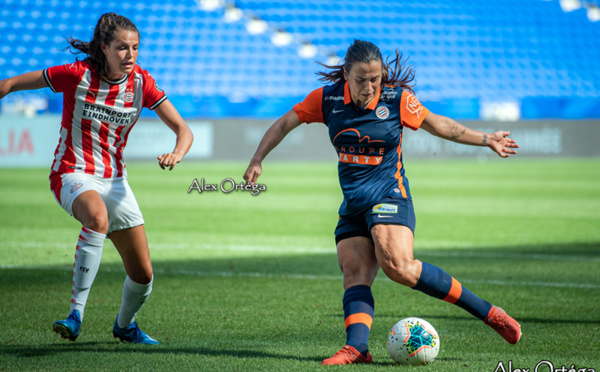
[112, 316, 159, 345]
[53, 310, 82, 342]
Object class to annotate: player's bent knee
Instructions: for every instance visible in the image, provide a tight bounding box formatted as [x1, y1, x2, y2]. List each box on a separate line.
[380, 258, 419, 287]
[131, 270, 153, 285]
[82, 214, 109, 234]
[342, 263, 377, 288]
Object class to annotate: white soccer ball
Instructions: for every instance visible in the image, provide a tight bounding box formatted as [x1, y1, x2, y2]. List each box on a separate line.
[387, 317, 440, 365]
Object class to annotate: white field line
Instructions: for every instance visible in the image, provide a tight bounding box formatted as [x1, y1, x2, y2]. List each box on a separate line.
[4, 241, 600, 262]
[147, 269, 600, 289]
[1, 241, 332, 254]
[1, 265, 599, 290]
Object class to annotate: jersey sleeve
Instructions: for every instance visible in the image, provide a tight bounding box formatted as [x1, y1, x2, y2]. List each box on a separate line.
[293, 87, 324, 124]
[141, 70, 167, 110]
[399, 90, 429, 130]
[43, 63, 84, 94]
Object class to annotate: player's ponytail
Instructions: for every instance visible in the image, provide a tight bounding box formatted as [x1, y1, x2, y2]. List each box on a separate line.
[317, 39, 415, 94]
[383, 50, 415, 94]
[65, 13, 139, 80]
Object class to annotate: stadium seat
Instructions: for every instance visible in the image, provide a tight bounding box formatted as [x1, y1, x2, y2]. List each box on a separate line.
[0, 0, 598, 118]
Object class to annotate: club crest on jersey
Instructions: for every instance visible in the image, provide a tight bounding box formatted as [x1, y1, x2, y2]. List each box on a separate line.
[123, 92, 135, 103]
[70, 183, 83, 194]
[372, 203, 398, 214]
[376, 106, 389, 119]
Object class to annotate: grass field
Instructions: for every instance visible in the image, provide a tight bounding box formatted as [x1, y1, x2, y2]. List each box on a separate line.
[1, 158, 599, 371]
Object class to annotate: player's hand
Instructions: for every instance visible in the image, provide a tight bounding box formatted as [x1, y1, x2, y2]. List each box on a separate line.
[157, 152, 183, 171]
[243, 161, 262, 185]
[488, 131, 519, 158]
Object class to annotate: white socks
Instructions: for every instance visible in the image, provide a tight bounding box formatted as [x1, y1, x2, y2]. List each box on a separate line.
[67, 227, 152, 327]
[70, 227, 105, 319]
[117, 275, 153, 329]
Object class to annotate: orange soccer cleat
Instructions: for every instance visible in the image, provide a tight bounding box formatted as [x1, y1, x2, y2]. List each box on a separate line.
[321, 345, 373, 366]
[484, 306, 522, 344]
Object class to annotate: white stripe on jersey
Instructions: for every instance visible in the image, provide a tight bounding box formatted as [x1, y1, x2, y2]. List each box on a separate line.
[74, 69, 94, 173]
[91, 79, 111, 175]
[52, 69, 93, 173]
[105, 81, 130, 178]
[51, 127, 68, 171]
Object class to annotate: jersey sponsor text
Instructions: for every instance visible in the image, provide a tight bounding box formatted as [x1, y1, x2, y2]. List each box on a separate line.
[338, 153, 383, 165]
[82, 103, 135, 125]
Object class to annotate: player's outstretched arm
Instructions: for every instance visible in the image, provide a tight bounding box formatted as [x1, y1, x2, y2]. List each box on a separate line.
[0, 71, 49, 100]
[154, 99, 194, 170]
[420, 111, 519, 158]
[243, 109, 302, 185]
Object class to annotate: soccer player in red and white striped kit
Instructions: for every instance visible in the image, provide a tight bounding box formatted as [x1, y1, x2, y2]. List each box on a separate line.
[0, 13, 193, 344]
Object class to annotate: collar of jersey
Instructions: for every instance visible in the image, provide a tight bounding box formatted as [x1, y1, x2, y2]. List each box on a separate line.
[343, 81, 381, 111]
[104, 74, 129, 85]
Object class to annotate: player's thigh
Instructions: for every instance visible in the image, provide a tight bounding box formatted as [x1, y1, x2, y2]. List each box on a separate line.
[103, 178, 145, 234]
[337, 236, 379, 289]
[371, 224, 415, 261]
[371, 224, 421, 286]
[102, 178, 150, 283]
[109, 225, 153, 284]
[51, 173, 109, 233]
[72, 191, 110, 233]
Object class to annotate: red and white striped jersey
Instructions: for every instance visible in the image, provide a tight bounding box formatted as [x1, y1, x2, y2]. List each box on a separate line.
[44, 60, 167, 178]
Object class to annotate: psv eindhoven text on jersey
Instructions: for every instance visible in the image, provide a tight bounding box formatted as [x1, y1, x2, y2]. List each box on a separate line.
[44, 60, 167, 179]
[293, 81, 429, 216]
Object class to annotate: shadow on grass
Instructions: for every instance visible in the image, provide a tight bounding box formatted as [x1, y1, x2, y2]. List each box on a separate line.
[0, 342, 323, 363]
[0, 342, 467, 366]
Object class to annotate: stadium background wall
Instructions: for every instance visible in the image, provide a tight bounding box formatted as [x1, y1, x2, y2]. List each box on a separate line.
[0, 115, 598, 167]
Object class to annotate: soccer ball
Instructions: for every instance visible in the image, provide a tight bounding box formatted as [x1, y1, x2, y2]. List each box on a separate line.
[387, 317, 440, 365]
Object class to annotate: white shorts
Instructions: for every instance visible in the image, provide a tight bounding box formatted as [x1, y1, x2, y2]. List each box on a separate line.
[50, 173, 145, 234]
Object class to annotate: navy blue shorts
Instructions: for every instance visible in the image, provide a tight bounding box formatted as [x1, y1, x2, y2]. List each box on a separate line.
[334, 197, 416, 244]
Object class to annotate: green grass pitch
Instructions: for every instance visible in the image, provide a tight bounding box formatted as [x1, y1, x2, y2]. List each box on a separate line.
[1, 158, 599, 371]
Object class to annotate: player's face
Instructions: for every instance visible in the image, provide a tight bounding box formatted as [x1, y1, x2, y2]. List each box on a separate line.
[101, 29, 139, 81]
[344, 60, 382, 108]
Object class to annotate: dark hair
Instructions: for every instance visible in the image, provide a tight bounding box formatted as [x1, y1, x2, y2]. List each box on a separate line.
[317, 39, 415, 94]
[65, 13, 139, 80]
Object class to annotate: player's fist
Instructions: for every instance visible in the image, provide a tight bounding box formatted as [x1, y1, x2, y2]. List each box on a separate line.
[157, 152, 183, 170]
[243, 161, 262, 185]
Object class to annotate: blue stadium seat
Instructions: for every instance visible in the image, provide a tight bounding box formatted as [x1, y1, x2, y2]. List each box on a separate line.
[0, 0, 599, 118]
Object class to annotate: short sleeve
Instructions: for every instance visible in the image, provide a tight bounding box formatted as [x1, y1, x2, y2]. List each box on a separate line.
[293, 87, 324, 124]
[141, 70, 167, 110]
[399, 90, 429, 130]
[44, 63, 84, 94]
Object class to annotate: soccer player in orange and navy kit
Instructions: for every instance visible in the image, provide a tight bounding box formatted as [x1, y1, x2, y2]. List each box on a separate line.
[244, 40, 521, 365]
[0, 13, 193, 344]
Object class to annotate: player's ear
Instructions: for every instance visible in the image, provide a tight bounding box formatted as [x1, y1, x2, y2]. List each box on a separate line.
[101, 42, 108, 56]
[343, 66, 348, 81]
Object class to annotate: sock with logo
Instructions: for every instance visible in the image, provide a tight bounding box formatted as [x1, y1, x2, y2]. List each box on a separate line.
[117, 275, 153, 328]
[412, 261, 492, 319]
[343, 285, 375, 357]
[69, 227, 106, 319]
